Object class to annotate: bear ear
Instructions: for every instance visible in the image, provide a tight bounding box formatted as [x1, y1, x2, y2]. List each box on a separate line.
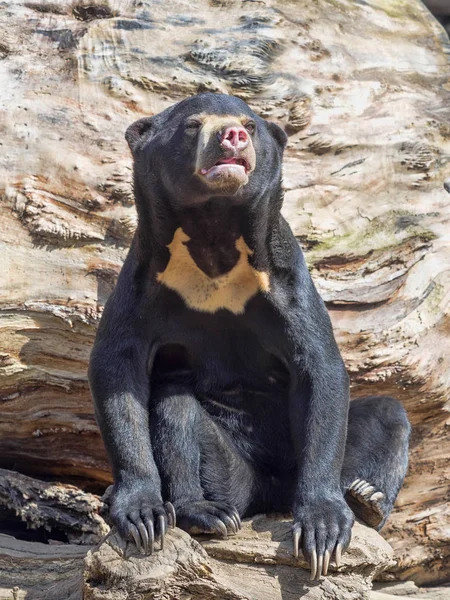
[125, 116, 154, 153]
[266, 121, 288, 150]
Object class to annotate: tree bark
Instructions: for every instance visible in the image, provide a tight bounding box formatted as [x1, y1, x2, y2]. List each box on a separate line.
[0, 533, 89, 600]
[0, 468, 108, 545]
[0, 515, 395, 600]
[0, 0, 449, 585]
[83, 518, 394, 600]
[0, 472, 394, 599]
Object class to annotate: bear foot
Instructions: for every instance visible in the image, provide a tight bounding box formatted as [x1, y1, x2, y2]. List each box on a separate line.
[346, 479, 386, 529]
[176, 500, 241, 538]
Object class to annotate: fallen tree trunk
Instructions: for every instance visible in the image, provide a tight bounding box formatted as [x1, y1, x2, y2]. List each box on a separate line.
[0, 533, 90, 600]
[0, 517, 395, 600]
[1, 0, 450, 585]
[0, 473, 394, 598]
[83, 518, 394, 600]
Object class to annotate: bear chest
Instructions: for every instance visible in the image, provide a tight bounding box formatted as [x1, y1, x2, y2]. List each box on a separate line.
[156, 227, 270, 314]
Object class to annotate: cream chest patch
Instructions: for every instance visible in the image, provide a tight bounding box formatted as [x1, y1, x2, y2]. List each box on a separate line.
[157, 228, 270, 314]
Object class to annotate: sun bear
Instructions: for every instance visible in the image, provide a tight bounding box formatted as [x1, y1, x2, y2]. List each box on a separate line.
[88, 93, 410, 580]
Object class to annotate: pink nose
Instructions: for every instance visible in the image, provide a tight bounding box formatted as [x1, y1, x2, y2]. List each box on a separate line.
[219, 126, 249, 150]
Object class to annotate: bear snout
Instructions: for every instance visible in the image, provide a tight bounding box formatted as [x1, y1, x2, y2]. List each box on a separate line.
[218, 125, 250, 151]
[195, 116, 256, 194]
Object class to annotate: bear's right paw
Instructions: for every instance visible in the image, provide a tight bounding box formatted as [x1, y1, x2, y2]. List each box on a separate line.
[108, 482, 176, 555]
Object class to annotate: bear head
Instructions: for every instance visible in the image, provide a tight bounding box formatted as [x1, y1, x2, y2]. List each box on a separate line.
[125, 93, 287, 209]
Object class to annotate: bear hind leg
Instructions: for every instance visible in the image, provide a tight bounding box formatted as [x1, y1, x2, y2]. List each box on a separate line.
[341, 396, 411, 530]
[150, 383, 256, 537]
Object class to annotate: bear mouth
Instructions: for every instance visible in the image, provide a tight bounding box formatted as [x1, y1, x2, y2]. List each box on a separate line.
[200, 157, 250, 181]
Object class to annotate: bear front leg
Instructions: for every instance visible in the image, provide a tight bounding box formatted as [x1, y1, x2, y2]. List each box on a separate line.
[89, 331, 175, 555]
[289, 349, 354, 580]
[277, 281, 354, 580]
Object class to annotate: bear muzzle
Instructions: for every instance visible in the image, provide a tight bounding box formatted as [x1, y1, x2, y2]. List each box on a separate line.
[195, 117, 256, 194]
[200, 156, 251, 186]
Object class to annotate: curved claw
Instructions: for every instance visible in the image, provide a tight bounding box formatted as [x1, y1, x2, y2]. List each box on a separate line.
[232, 509, 241, 529]
[358, 482, 372, 495]
[216, 519, 228, 538]
[223, 515, 237, 534]
[335, 543, 342, 568]
[165, 502, 176, 528]
[232, 515, 240, 533]
[233, 509, 242, 531]
[158, 515, 166, 550]
[354, 480, 368, 493]
[316, 553, 323, 580]
[146, 519, 154, 555]
[323, 550, 330, 576]
[360, 485, 375, 498]
[138, 522, 149, 554]
[310, 549, 317, 581]
[370, 491, 384, 502]
[293, 529, 301, 559]
[130, 523, 141, 553]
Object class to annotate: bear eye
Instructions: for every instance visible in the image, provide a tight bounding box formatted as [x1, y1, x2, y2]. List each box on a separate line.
[185, 119, 202, 134]
[245, 120, 256, 134]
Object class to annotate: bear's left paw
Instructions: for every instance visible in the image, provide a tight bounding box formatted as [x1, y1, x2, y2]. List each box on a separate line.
[292, 497, 354, 581]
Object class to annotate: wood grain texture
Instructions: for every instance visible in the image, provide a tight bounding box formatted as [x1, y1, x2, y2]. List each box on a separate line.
[0, 516, 393, 600]
[0, 533, 90, 600]
[0, 0, 449, 584]
[83, 516, 394, 600]
[0, 475, 393, 599]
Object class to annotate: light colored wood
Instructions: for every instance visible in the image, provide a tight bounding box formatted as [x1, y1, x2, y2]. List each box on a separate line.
[370, 593, 425, 600]
[83, 516, 393, 600]
[0, 533, 90, 600]
[1, 0, 449, 585]
[375, 580, 450, 599]
[373, 583, 450, 600]
[0, 514, 394, 600]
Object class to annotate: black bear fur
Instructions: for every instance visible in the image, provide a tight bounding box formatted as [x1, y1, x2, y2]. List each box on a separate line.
[89, 93, 410, 579]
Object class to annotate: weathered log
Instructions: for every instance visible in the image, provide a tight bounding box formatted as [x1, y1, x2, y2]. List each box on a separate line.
[83, 516, 394, 600]
[1, 0, 450, 584]
[0, 518, 394, 600]
[372, 580, 450, 600]
[0, 533, 89, 600]
[0, 473, 394, 599]
[0, 468, 108, 545]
